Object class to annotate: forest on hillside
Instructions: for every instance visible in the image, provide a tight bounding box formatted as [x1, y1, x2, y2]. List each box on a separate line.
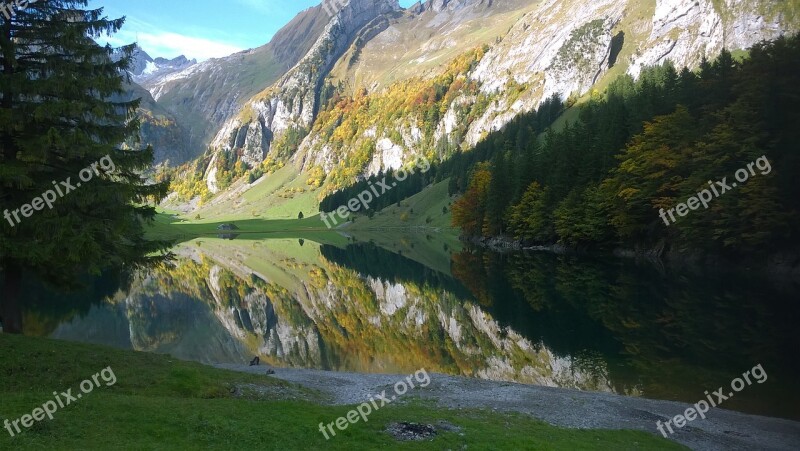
[448, 35, 800, 256]
[318, 93, 565, 214]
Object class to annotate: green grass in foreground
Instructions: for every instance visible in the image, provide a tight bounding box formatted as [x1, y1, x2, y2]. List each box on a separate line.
[0, 335, 685, 450]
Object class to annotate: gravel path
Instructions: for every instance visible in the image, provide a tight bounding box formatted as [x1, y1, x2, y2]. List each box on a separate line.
[215, 365, 800, 450]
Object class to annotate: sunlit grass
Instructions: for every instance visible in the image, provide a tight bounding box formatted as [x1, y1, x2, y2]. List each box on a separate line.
[0, 334, 686, 450]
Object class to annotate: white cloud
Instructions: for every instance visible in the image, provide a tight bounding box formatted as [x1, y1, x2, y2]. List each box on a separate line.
[135, 31, 243, 61]
[96, 17, 244, 61]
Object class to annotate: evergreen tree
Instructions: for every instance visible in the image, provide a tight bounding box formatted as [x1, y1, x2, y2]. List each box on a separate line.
[0, 1, 169, 333]
[484, 148, 511, 235]
[505, 181, 551, 242]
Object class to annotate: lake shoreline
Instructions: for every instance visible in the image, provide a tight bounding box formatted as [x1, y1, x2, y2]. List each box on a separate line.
[217, 364, 800, 451]
[466, 235, 800, 280]
[4, 333, 682, 449]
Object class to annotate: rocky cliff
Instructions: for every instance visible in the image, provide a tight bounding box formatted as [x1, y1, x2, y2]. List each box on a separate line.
[117, 81, 192, 165]
[134, 4, 335, 162]
[177, 0, 797, 197]
[206, 0, 401, 191]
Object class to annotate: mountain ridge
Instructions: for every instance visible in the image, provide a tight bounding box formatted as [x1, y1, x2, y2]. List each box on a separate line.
[159, 0, 797, 214]
[207, 0, 402, 190]
[125, 45, 198, 87]
[136, 3, 337, 160]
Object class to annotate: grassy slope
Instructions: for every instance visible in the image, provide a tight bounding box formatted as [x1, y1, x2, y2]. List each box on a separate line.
[150, 179, 462, 275]
[0, 334, 684, 450]
[192, 165, 322, 221]
[346, 179, 456, 231]
[329, 0, 535, 93]
[340, 180, 463, 275]
[146, 212, 351, 247]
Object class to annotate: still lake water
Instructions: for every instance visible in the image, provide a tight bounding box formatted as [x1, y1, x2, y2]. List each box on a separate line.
[19, 235, 800, 420]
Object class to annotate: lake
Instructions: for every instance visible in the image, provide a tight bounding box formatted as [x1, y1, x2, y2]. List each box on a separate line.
[16, 234, 800, 420]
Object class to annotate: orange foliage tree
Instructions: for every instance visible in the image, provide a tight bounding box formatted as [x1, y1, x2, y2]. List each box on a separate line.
[451, 163, 492, 236]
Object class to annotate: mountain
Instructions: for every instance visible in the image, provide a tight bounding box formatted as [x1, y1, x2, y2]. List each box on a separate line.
[162, 0, 797, 211]
[110, 46, 195, 165]
[207, 0, 401, 189]
[121, 82, 193, 165]
[136, 4, 341, 160]
[126, 46, 197, 86]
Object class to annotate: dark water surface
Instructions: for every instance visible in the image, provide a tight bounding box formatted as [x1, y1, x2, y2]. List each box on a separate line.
[15, 236, 800, 420]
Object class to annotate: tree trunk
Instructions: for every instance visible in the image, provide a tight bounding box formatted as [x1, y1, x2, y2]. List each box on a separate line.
[1, 264, 22, 334]
[1, 16, 22, 333]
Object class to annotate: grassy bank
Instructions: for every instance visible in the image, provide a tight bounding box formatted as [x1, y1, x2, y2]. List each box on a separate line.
[146, 211, 345, 244]
[0, 334, 683, 450]
[147, 179, 460, 249]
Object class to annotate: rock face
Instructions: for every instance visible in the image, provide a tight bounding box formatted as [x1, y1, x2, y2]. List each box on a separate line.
[629, 0, 721, 78]
[128, 5, 335, 163]
[194, 0, 796, 191]
[112, 46, 195, 165]
[115, 81, 191, 165]
[465, 0, 627, 145]
[207, 0, 400, 189]
[630, 0, 792, 78]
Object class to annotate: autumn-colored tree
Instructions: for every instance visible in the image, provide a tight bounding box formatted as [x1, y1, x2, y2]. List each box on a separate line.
[450, 250, 492, 307]
[603, 105, 701, 242]
[451, 163, 491, 236]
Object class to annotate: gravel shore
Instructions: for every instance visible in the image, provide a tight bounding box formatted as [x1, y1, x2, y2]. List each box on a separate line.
[215, 364, 800, 450]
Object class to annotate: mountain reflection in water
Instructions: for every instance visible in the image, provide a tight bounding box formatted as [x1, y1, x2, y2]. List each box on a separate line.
[17, 236, 800, 420]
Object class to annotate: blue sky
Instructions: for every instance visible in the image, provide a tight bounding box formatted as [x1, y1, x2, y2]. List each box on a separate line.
[90, 0, 417, 61]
